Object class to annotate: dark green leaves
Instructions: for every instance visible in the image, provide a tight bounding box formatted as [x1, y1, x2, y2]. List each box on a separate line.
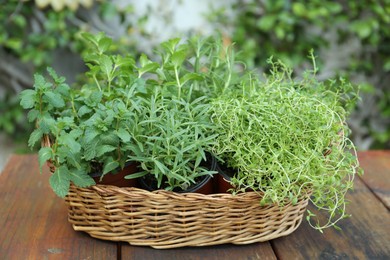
[28, 129, 43, 148]
[43, 92, 65, 108]
[69, 169, 95, 187]
[50, 166, 70, 198]
[103, 159, 119, 175]
[38, 147, 53, 171]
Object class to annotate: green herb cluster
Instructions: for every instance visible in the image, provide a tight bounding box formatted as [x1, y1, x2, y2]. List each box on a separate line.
[20, 32, 361, 231]
[210, 0, 390, 148]
[20, 33, 233, 196]
[211, 55, 361, 231]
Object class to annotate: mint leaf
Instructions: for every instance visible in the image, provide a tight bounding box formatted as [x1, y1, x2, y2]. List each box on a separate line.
[96, 145, 117, 157]
[84, 141, 98, 160]
[28, 128, 43, 148]
[50, 167, 71, 198]
[98, 36, 112, 53]
[47, 67, 66, 84]
[103, 159, 119, 175]
[19, 89, 36, 109]
[69, 169, 95, 187]
[44, 92, 65, 108]
[61, 134, 81, 153]
[116, 128, 131, 142]
[38, 147, 53, 172]
[33, 74, 51, 90]
[171, 50, 187, 67]
[78, 105, 92, 117]
[100, 55, 113, 78]
[27, 110, 39, 122]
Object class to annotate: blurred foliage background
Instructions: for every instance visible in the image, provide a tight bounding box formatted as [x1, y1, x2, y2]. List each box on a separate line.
[0, 0, 389, 152]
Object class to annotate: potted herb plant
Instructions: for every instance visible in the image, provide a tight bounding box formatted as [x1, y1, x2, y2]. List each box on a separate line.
[19, 33, 234, 196]
[211, 55, 362, 231]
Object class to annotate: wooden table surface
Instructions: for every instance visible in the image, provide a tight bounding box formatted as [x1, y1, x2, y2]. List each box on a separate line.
[0, 151, 389, 259]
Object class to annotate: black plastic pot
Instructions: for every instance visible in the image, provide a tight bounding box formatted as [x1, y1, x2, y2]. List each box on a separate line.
[213, 162, 237, 193]
[139, 155, 216, 194]
[90, 161, 140, 188]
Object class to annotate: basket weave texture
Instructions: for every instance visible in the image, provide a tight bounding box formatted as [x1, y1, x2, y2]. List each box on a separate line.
[65, 183, 310, 249]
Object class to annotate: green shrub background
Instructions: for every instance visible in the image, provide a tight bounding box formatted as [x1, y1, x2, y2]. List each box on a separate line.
[1, 0, 389, 150]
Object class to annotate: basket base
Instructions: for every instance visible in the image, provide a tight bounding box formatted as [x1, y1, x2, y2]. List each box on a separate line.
[65, 184, 310, 249]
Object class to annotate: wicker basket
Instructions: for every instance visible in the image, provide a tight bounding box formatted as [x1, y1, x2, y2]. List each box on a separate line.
[65, 183, 310, 249]
[42, 135, 310, 248]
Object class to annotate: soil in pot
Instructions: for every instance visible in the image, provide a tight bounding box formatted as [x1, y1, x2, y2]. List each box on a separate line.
[90, 161, 140, 188]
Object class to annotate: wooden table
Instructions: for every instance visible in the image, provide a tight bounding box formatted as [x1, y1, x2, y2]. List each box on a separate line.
[1, 151, 389, 259]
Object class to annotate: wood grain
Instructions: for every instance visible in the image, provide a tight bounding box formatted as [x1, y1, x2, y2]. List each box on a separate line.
[1, 152, 390, 259]
[0, 155, 118, 259]
[358, 150, 390, 209]
[121, 242, 276, 260]
[270, 174, 390, 259]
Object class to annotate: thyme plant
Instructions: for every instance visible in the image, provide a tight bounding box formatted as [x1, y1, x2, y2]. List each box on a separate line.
[211, 57, 361, 231]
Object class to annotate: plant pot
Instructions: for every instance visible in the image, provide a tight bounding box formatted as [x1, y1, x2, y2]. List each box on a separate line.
[139, 174, 214, 194]
[139, 155, 216, 194]
[90, 162, 140, 188]
[214, 163, 236, 193]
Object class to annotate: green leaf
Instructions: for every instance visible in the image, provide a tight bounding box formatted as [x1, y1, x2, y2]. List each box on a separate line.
[19, 89, 36, 109]
[257, 15, 277, 31]
[180, 73, 203, 85]
[292, 3, 306, 16]
[89, 91, 103, 105]
[132, 78, 147, 94]
[78, 105, 92, 117]
[84, 141, 98, 160]
[96, 145, 117, 157]
[117, 128, 131, 142]
[161, 38, 181, 53]
[38, 147, 53, 172]
[33, 74, 51, 90]
[103, 160, 119, 175]
[100, 55, 113, 78]
[49, 167, 71, 198]
[47, 67, 66, 84]
[27, 110, 39, 122]
[55, 83, 70, 97]
[61, 134, 81, 153]
[98, 37, 113, 53]
[139, 62, 159, 76]
[171, 50, 187, 67]
[39, 115, 56, 134]
[28, 128, 43, 148]
[124, 171, 148, 179]
[44, 92, 65, 108]
[69, 169, 95, 187]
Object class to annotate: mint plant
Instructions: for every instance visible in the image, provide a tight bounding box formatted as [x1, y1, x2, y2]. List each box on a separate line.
[211, 56, 361, 231]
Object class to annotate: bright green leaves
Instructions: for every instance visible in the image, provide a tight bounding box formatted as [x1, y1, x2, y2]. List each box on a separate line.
[138, 54, 159, 77]
[81, 32, 113, 55]
[43, 92, 65, 108]
[171, 49, 187, 68]
[19, 90, 36, 109]
[100, 55, 114, 80]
